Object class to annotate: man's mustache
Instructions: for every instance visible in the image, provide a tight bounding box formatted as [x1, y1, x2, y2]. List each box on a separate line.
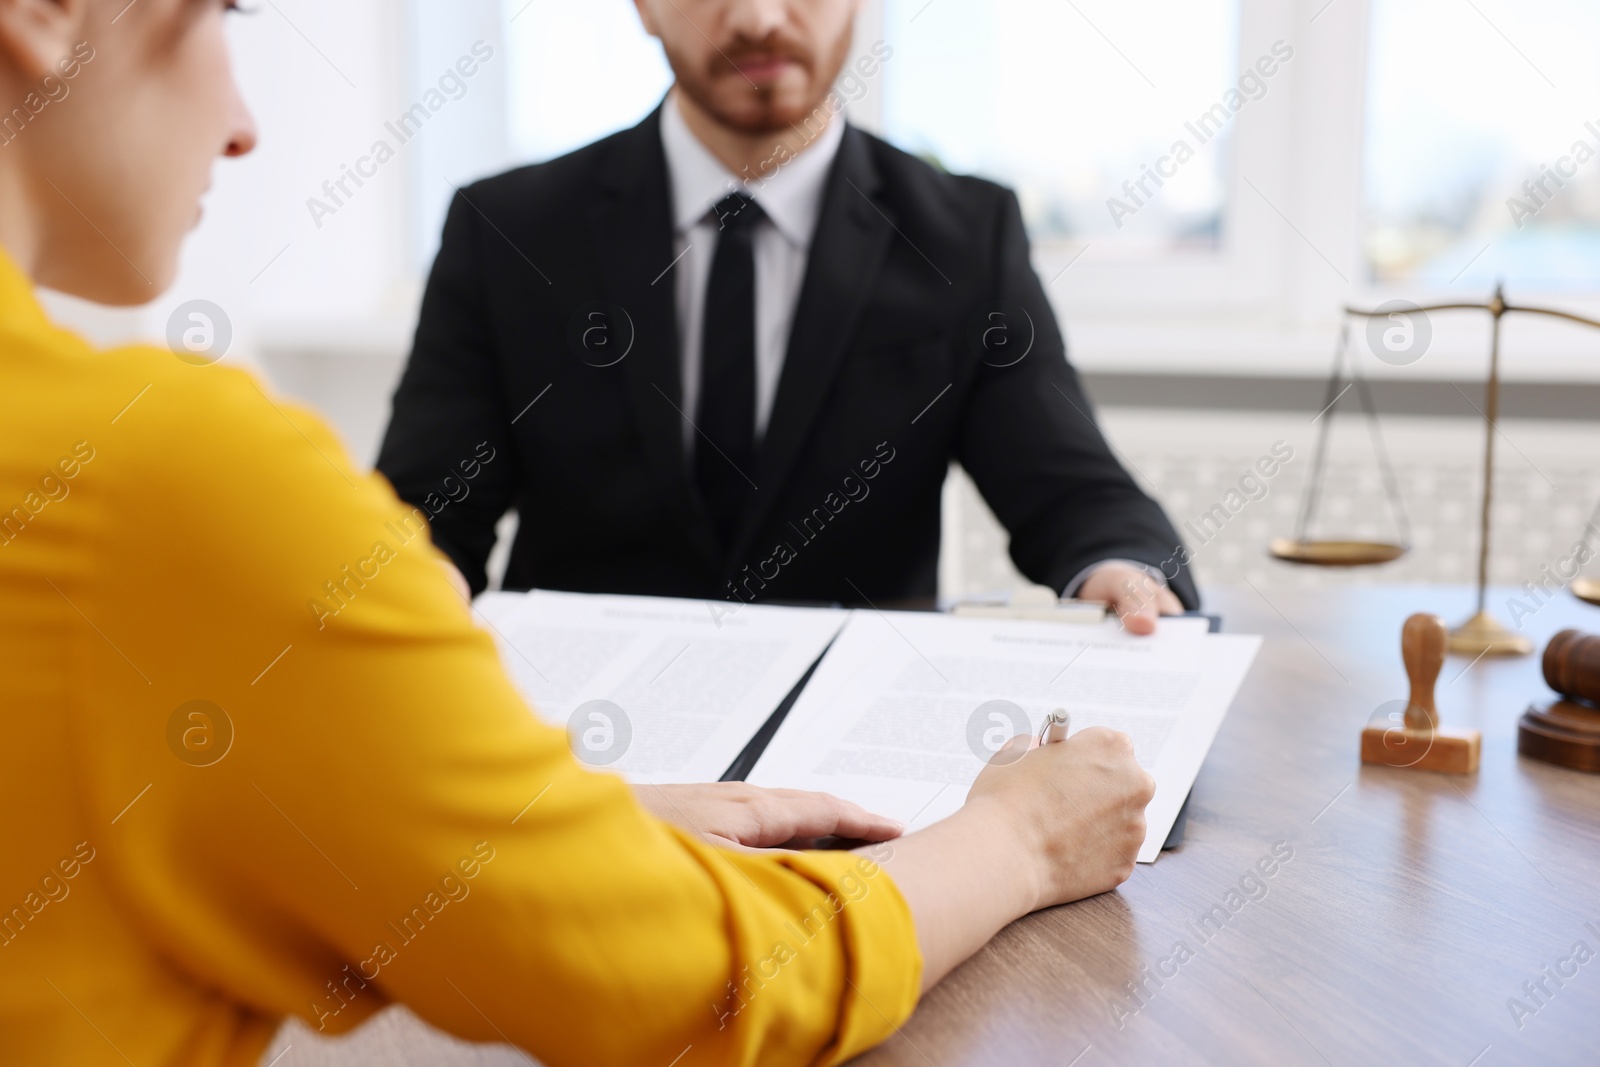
[711, 37, 814, 75]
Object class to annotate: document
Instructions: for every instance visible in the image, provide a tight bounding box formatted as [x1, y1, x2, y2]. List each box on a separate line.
[474, 590, 847, 784]
[747, 612, 1259, 862]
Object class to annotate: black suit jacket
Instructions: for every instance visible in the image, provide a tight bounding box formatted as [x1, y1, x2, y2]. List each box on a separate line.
[377, 107, 1199, 609]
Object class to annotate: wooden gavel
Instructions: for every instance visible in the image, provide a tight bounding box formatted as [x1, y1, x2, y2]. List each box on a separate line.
[1519, 630, 1600, 773]
[1542, 630, 1600, 706]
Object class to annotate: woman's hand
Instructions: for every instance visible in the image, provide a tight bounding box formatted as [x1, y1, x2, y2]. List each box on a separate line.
[866, 726, 1155, 993]
[965, 726, 1155, 909]
[635, 782, 905, 850]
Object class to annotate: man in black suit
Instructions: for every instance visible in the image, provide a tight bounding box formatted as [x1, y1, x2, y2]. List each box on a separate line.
[378, 0, 1198, 631]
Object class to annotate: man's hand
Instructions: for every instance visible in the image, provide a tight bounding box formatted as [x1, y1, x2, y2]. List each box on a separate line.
[635, 782, 904, 851]
[1077, 562, 1183, 636]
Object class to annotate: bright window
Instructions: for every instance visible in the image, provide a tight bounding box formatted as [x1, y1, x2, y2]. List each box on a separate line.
[1365, 0, 1600, 289]
[881, 0, 1242, 250]
[502, 0, 672, 162]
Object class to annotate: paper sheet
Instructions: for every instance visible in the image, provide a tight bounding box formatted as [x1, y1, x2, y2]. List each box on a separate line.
[747, 612, 1259, 862]
[475, 590, 847, 784]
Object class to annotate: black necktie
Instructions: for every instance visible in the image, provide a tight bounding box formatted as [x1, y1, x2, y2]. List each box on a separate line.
[696, 192, 764, 550]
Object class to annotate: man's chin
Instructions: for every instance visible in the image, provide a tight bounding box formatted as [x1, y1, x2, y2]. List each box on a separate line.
[691, 78, 828, 135]
[716, 99, 824, 135]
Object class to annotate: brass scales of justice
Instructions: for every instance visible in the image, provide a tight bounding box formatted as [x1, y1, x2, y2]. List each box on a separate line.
[1269, 284, 1600, 657]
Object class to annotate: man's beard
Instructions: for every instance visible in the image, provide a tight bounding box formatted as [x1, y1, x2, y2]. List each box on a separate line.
[670, 29, 854, 134]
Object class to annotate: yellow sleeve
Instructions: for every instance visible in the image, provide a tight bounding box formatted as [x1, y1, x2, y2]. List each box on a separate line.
[70, 352, 921, 1066]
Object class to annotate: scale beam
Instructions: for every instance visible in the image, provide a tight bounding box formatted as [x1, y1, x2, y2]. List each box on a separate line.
[1276, 286, 1600, 655]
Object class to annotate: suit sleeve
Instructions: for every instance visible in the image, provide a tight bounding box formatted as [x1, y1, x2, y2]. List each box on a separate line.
[79, 357, 922, 1067]
[953, 190, 1199, 609]
[376, 188, 520, 595]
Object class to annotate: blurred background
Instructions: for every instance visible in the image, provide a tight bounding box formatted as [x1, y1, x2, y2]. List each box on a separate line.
[49, 0, 1600, 599]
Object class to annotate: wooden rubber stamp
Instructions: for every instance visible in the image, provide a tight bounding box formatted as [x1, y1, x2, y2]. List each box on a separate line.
[1361, 613, 1482, 774]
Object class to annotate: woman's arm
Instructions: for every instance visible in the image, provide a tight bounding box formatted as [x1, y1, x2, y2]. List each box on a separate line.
[84, 358, 923, 1067]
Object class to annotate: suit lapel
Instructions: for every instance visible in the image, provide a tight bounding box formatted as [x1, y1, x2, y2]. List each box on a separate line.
[592, 107, 722, 574]
[729, 127, 894, 564]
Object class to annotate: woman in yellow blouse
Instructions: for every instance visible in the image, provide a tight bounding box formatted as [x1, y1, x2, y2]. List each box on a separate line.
[0, 1, 1154, 1064]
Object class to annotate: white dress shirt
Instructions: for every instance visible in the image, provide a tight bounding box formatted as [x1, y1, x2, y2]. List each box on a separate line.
[659, 91, 845, 452]
[656, 94, 1165, 602]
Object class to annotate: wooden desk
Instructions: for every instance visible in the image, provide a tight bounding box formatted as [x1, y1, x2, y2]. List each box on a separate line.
[267, 585, 1600, 1066]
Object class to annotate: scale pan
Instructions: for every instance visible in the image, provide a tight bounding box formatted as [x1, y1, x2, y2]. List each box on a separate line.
[1268, 538, 1408, 567]
[1572, 577, 1600, 607]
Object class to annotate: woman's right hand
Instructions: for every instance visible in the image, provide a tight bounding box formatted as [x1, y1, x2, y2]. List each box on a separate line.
[865, 725, 1155, 993]
[965, 727, 1155, 911]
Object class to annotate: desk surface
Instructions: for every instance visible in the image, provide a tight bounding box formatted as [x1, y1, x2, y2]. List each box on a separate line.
[268, 585, 1600, 1066]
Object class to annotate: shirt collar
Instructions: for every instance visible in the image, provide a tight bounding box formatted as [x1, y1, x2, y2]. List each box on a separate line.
[659, 89, 846, 249]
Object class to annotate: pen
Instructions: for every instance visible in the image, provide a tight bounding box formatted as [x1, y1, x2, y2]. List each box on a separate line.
[1038, 707, 1070, 746]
